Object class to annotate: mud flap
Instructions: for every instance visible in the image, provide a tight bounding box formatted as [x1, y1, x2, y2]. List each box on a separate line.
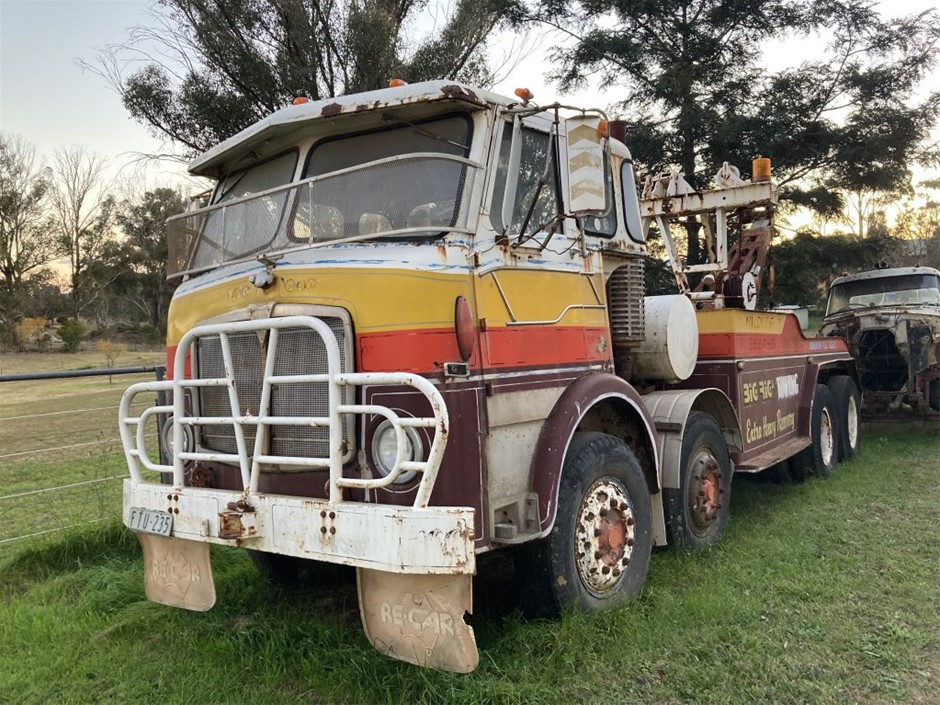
[136, 533, 216, 612]
[357, 568, 478, 673]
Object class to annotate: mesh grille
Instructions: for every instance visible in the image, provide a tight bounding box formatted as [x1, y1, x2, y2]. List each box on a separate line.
[195, 318, 350, 459]
[607, 258, 645, 345]
[168, 154, 475, 277]
[197, 332, 262, 454]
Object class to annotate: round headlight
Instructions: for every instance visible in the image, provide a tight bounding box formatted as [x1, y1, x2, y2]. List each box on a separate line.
[371, 419, 422, 484]
[160, 416, 194, 463]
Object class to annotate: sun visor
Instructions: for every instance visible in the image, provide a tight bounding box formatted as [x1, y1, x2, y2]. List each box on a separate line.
[188, 81, 488, 178]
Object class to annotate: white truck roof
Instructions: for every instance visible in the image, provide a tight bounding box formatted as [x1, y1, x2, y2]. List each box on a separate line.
[189, 81, 505, 177]
[830, 266, 940, 287]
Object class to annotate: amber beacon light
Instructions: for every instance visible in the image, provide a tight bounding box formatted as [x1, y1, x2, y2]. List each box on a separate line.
[389, 78, 407, 87]
[752, 156, 772, 182]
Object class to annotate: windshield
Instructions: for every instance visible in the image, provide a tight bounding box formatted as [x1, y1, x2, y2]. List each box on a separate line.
[167, 115, 476, 278]
[826, 273, 940, 315]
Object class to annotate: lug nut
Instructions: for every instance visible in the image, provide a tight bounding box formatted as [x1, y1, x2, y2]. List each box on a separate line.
[602, 566, 610, 575]
[610, 497, 617, 507]
[622, 557, 630, 566]
[320, 526, 327, 534]
[626, 517, 635, 526]
[599, 507, 608, 517]
[594, 551, 602, 560]
[627, 538, 635, 547]
[594, 528, 602, 537]
[612, 568, 621, 577]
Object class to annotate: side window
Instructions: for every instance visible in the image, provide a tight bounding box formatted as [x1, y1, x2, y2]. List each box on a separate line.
[620, 161, 645, 243]
[490, 124, 559, 236]
[583, 153, 617, 237]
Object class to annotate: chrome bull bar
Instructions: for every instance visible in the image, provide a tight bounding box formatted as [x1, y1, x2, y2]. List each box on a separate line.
[118, 315, 449, 508]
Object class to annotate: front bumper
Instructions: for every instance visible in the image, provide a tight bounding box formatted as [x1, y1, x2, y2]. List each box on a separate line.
[124, 482, 475, 574]
[119, 314, 473, 575]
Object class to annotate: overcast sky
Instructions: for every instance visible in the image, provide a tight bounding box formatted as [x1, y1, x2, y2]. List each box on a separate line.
[1, 0, 938, 192]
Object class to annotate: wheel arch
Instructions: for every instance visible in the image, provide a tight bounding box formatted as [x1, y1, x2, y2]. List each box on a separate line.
[529, 372, 659, 539]
[642, 388, 742, 491]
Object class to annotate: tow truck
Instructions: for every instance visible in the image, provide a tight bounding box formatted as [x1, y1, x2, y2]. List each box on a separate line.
[118, 81, 860, 672]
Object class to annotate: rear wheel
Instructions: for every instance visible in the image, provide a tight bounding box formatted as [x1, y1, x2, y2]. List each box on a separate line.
[795, 384, 838, 478]
[663, 412, 732, 550]
[827, 375, 861, 460]
[515, 432, 652, 618]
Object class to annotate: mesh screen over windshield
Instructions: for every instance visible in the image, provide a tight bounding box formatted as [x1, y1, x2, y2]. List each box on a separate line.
[168, 114, 475, 278]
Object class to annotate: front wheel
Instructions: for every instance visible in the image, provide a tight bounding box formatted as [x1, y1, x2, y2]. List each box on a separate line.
[663, 412, 732, 550]
[795, 384, 838, 478]
[515, 432, 652, 618]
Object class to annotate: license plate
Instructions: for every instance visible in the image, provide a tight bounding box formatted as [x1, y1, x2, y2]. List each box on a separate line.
[129, 507, 174, 537]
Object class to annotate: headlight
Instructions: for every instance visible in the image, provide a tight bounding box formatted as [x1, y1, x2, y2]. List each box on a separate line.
[371, 419, 422, 484]
[160, 416, 194, 463]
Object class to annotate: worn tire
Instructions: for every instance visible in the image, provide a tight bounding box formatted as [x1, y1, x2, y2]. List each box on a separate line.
[515, 432, 652, 618]
[794, 384, 838, 478]
[827, 375, 861, 460]
[663, 412, 732, 550]
[929, 378, 940, 412]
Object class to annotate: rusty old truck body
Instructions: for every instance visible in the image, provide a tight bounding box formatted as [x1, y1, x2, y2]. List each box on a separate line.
[819, 266, 940, 414]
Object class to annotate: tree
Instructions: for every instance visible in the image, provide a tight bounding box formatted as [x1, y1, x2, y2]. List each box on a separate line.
[766, 230, 892, 308]
[50, 146, 116, 319]
[94, 0, 524, 155]
[0, 134, 56, 303]
[893, 197, 940, 268]
[545, 1, 940, 261]
[113, 187, 186, 333]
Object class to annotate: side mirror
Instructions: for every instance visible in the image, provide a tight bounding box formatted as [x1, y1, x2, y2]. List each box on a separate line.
[564, 116, 609, 215]
[500, 116, 523, 230]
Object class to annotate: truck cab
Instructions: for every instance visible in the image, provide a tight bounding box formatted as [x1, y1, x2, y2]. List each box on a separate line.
[820, 266, 940, 413]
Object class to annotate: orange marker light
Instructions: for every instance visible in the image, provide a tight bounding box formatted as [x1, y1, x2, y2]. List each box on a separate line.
[292, 96, 309, 105]
[596, 119, 609, 138]
[752, 156, 772, 182]
[514, 87, 533, 102]
[389, 78, 407, 87]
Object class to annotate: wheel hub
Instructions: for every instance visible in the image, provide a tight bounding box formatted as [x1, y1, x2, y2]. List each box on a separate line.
[689, 451, 723, 532]
[575, 479, 636, 595]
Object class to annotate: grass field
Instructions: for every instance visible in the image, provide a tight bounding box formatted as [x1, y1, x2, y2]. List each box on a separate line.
[0, 351, 165, 546]
[1, 411, 937, 704]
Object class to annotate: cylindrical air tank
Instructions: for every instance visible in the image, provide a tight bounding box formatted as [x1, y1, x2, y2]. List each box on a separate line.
[630, 294, 699, 382]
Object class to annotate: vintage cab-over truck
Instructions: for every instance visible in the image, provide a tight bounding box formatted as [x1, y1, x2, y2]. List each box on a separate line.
[118, 81, 859, 671]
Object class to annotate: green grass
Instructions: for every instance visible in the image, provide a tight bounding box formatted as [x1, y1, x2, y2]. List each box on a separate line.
[1, 427, 937, 704]
[1, 351, 164, 547]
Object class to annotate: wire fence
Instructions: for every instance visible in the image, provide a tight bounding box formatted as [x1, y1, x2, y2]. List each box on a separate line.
[0, 366, 165, 554]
